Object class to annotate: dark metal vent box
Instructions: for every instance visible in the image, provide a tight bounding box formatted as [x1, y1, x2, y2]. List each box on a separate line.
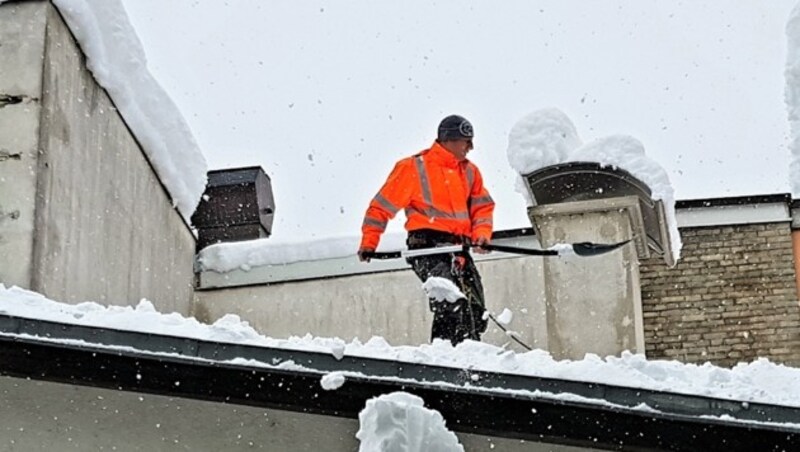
[191, 166, 275, 251]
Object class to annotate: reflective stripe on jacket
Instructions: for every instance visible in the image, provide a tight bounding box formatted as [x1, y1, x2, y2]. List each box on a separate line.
[360, 141, 495, 250]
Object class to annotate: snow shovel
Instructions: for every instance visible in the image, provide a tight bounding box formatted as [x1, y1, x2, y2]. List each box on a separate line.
[365, 239, 630, 260]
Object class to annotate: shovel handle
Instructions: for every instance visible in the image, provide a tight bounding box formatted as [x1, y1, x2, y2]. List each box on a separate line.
[365, 251, 402, 260]
[482, 243, 558, 256]
[362, 240, 630, 261]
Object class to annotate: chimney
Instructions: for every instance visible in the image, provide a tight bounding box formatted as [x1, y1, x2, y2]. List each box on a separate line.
[523, 162, 675, 360]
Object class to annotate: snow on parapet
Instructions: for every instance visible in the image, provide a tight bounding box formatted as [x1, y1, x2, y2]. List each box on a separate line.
[506, 108, 682, 260]
[356, 392, 464, 452]
[786, 2, 800, 196]
[197, 232, 408, 272]
[51, 0, 207, 222]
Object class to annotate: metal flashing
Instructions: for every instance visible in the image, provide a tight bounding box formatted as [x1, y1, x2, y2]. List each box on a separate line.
[0, 314, 798, 427]
[677, 202, 790, 228]
[0, 317, 798, 450]
[676, 193, 791, 209]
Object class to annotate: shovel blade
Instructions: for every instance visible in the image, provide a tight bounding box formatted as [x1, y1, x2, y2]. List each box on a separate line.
[571, 240, 630, 257]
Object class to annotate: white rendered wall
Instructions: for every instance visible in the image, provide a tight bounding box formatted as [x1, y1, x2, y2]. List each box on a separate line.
[0, 376, 595, 451]
[0, 2, 47, 289]
[0, 1, 196, 314]
[196, 255, 548, 351]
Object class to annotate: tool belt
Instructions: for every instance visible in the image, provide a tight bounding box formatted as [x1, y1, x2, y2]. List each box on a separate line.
[406, 229, 465, 250]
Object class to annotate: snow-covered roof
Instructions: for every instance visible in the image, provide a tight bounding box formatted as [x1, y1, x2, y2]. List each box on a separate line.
[3, 283, 800, 411]
[1, 284, 799, 450]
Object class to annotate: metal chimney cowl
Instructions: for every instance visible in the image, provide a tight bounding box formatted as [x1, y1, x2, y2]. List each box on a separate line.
[191, 166, 275, 251]
[524, 161, 675, 267]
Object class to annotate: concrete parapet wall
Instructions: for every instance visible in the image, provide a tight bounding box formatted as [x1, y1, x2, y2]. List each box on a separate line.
[0, 1, 195, 314]
[0, 1, 47, 290]
[641, 222, 800, 367]
[195, 256, 548, 350]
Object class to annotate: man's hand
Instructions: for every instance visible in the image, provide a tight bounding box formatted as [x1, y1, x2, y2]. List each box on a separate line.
[357, 247, 375, 262]
[472, 237, 491, 254]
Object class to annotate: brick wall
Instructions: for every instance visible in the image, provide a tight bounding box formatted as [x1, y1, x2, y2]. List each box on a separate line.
[640, 222, 800, 367]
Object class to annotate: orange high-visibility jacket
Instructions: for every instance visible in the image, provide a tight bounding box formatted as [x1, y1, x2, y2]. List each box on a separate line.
[360, 141, 495, 250]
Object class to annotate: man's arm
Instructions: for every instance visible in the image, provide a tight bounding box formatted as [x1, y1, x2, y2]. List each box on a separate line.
[467, 163, 495, 253]
[359, 160, 414, 261]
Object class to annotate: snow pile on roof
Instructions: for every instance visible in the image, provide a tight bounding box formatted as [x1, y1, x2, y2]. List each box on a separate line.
[506, 108, 682, 260]
[356, 392, 463, 452]
[45, 0, 207, 221]
[3, 284, 800, 409]
[197, 232, 408, 272]
[786, 2, 800, 197]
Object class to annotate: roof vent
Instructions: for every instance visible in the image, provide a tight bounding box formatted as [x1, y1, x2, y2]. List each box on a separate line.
[191, 166, 275, 251]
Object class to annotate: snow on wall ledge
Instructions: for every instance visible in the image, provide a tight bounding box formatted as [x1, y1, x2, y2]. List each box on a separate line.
[506, 108, 682, 260]
[197, 232, 409, 272]
[3, 0, 208, 222]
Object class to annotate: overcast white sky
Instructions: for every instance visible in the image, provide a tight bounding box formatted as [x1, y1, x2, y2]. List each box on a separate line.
[121, 0, 796, 243]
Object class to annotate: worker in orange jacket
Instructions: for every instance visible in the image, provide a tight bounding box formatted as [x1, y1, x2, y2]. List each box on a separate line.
[357, 115, 495, 345]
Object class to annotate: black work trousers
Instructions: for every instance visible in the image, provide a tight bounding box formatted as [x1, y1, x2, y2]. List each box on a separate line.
[406, 229, 488, 345]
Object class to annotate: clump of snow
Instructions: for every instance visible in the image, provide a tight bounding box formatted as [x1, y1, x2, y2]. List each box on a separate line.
[47, 0, 207, 222]
[786, 2, 800, 197]
[330, 340, 347, 361]
[507, 108, 583, 174]
[506, 109, 682, 260]
[422, 277, 464, 303]
[321, 372, 346, 390]
[549, 243, 575, 256]
[496, 308, 513, 325]
[507, 108, 582, 206]
[197, 232, 407, 272]
[355, 392, 464, 452]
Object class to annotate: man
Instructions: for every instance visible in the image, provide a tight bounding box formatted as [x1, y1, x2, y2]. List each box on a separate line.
[357, 115, 495, 345]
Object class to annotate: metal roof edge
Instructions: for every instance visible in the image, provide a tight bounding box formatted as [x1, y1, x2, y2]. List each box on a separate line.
[1, 314, 798, 432]
[1, 332, 797, 451]
[676, 193, 792, 209]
